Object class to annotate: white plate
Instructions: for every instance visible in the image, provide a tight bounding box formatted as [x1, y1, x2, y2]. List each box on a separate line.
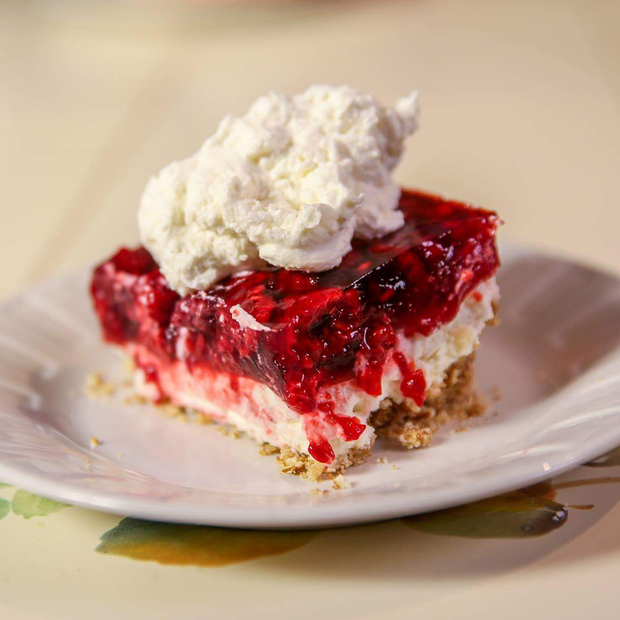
[0, 245, 619, 529]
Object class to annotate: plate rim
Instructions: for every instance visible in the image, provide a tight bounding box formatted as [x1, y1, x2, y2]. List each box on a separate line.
[0, 432, 616, 529]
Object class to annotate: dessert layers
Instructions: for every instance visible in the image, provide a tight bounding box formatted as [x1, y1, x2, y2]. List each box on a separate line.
[91, 189, 500, 472]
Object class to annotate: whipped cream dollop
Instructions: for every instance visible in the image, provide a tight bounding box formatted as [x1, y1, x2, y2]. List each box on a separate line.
[138, 85, 419, 294]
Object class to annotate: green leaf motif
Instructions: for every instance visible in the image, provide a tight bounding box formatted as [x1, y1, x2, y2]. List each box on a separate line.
[97, 518, 318, 567]
[11, 490, 69, 519]
[0, 498, 9, 520]
[0, 482, 10, 489]
[402, 483, 567, 539]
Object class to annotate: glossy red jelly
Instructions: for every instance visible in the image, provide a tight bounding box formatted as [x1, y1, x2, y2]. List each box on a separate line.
[91, 189, 500, 460]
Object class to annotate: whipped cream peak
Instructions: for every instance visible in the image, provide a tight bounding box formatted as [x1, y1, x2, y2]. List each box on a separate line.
[139, 85, 419, 294]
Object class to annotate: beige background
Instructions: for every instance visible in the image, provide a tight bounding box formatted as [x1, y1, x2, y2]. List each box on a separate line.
[1, 1, 620, 618]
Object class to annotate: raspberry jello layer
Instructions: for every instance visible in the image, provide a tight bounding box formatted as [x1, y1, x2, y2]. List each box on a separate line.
[91, 189, 500, 475]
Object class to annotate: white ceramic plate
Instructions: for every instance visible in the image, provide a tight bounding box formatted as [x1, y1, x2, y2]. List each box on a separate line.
[0, 245, 619, 529]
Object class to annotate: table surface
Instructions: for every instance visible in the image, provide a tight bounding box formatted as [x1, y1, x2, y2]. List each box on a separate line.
[1, 1, 619, 618]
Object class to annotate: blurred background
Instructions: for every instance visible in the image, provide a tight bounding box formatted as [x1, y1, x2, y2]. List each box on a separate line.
[1, 0, 618, 299]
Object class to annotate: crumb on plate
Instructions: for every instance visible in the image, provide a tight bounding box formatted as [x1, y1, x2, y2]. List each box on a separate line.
[310, 488, 329, 496]
[122, 394, 149, 406]
[332, 474, 352, 490]
[84, 372, 115, 399]
[260, 443, 280, 456]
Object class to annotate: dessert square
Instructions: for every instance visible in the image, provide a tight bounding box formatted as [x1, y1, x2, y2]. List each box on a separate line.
[91, 189, 500, 477]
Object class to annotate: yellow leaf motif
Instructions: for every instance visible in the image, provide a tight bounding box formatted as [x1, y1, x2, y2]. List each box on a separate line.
[402, 483, 567, 538]
[97, 518, 318, 567]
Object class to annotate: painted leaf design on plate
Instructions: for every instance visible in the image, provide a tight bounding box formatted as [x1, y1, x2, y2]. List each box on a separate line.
[11, 490, 69, 519]
[96, 518, 318, 566]
[0, 498, 9, 521]
[402, 483, 567, 538]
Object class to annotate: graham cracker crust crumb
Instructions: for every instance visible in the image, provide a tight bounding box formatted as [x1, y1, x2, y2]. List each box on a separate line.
[395, 426, 432, 450]
[84, 372, 116, 399]
[369, 353, 484, 452]
[193, 411, 215, 425]
[278, 448, 327, 481]
[152, 401, 216, 427]
[159, 403, 189, 422]
[489, 300, 500, 326]
[306, 460, 326, 482]
[260, 443, 281, 456]
[216, 425, 241, 438]
[278, 446, 371, 480]
[90, 437, 101, 448]
[332, 474, 352, 490]
[156, 401, 215, 426]
[310, 488, 329, 496]
[122, 394, 149, 406]
[453, 426, 470, 434]
[376, 457, 388, 464]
